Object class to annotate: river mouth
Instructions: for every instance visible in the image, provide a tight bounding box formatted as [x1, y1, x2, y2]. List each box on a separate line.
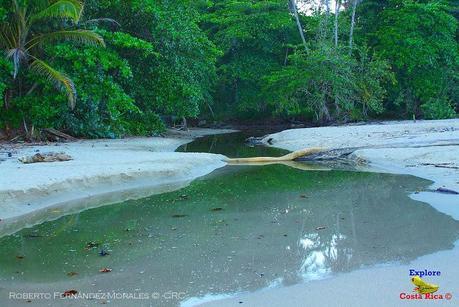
[1, 132, 458, 306]
[178, 130, 290, 158]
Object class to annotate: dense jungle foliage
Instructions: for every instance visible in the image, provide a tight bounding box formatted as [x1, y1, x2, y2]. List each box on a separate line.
[0, 0, 458, 138]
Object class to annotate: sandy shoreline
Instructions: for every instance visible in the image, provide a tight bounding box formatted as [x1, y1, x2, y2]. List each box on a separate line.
[0, 128, 233, 237]
[263, 119, 459, 191]
[202, 119, 459, 307]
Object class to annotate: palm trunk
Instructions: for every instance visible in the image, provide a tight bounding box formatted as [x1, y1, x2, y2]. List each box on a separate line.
[334, 96, 341, 118]
[3, 89, 12, 137]
[290, 0, 308, 51]
[325, 0, 331, 28]
[334, 0, 342, 48]
[349, 0, 358, 55]
[318, 0, 331, 40]
[322, 102, 331, 122]
[181, 116, 188, 131]
[284, 46, 290, 65]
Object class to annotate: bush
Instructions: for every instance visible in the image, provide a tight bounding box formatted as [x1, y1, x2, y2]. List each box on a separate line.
[421, 98, 456, 120]
[0, 57, 11, 94]
[263, 44, 393, 123]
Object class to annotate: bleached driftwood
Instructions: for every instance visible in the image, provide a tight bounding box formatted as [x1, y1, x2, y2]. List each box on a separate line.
[19, 152, 73, 164]
[225, 147, 323, 164]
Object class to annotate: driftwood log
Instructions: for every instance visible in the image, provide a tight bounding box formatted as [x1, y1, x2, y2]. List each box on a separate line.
[19, 152, 73, 164]
[225, 147, 324, 164]
[43, 128, 77, 141]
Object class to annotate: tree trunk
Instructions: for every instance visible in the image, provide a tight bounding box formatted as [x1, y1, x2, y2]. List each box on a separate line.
[349, 0, 358, 55]
[334, 97, 341, 118]
[181, 116, 188, 131]
[334, 0, 342, 48]
[318, 0, 331, 41]
[3, 89, 12, 137]
[3, 88, 11, 110]
[284, 46, 290, 65]
[290, 0, 308, 51]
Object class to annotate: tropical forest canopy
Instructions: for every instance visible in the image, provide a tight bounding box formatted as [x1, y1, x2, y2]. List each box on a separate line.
[0, 0, 458, 138]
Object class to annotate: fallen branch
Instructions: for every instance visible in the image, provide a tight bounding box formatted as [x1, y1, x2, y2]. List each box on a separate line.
[43, 128, 78, 141]
[225, 147, 324, 164]
[420, 163, 459, 170]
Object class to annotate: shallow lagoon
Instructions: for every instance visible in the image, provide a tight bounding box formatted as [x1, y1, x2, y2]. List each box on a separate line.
[0, 133, 458, 306]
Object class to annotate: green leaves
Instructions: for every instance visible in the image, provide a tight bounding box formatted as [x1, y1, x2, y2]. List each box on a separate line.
[377, 2, 456, 71]
[374, 0, 458, 116]
[2, 0, 457, 136]
[28, 30, 105, 50]
[36, 40, 140, 137]
[98, 30, 157, 57]
[0, 7, 6, 21]
[204, 0, 297, 116]
[29, 58, 76, 109]
[421, 98, 456, 120]
[206, 0, 292, 51]
[264, 44, 393, 122]
[0, 0, 105, 111]
[30, 0, 83, 24]
[0, 57, 12, 109]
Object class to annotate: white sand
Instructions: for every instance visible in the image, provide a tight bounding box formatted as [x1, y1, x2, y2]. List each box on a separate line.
[201, 120, 459, 307]
[0, 129, 233, 236]
[262, 119, 459, 151]
[262, 119, 459, 191]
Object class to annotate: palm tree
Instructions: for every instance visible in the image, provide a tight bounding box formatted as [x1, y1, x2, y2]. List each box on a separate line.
[0, 0, 105, 109]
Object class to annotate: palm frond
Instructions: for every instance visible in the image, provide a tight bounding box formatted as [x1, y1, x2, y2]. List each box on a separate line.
[27, 29, 105, 50]
[80, 18, 121, 28]
[1, 8, 22, 50]
[29, 58, 77, 109]
[6, 48, 27, 78]
[30, 0, 84, 24]
[0, 27, 12, 49]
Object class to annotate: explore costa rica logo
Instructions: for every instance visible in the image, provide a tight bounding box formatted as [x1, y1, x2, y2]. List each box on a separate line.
[399, 269, 452, 300]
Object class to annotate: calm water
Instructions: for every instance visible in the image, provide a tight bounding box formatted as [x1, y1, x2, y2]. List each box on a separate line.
[178, 131, 290, 158]
[1, 132, 458, 306]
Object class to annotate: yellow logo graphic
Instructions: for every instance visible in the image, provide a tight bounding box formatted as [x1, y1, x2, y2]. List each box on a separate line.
[411, 276, 439, 294]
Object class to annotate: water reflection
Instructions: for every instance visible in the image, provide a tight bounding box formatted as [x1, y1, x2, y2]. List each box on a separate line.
[0, 164, 458, 306]
[177, 131, 290, 158]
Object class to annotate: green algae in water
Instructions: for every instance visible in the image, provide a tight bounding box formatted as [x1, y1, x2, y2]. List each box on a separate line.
[0, 164, 458, 306]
